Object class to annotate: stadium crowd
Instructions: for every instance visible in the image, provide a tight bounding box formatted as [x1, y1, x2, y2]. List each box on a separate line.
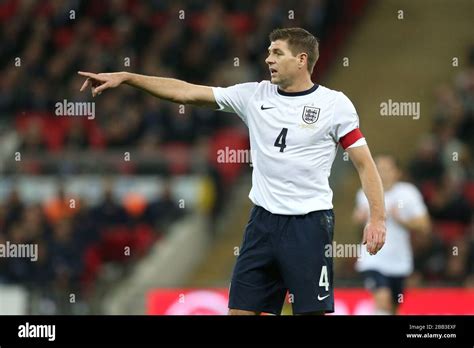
[408, 46, 474, 287]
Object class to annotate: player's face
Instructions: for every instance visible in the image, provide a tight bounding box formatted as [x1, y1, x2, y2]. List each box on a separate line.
[265, 40, 301, 87]
[375, 157, 400, 189]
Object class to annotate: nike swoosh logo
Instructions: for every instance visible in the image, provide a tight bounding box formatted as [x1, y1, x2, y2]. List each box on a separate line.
[317, 294, 330, 301]
[261, 105, 276, 110]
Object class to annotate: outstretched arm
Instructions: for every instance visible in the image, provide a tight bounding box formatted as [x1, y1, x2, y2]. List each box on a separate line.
[347, 144, 386, 255]
[78, 71, 218, 108]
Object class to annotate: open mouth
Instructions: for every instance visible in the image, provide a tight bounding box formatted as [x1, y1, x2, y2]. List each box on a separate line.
[270, 68, 277, 75]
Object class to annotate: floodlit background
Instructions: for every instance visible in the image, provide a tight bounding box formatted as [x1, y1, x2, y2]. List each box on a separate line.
[0, 0, 473, 314]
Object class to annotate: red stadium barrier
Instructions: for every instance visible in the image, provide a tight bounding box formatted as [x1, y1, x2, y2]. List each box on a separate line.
[333, 289, 474, 315]
[147, 288, 474, 315]
[147, 289, 229, 315]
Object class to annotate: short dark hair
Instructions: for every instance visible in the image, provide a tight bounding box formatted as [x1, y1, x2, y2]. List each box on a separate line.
[269, 28, 319, 74]
[374, 154, 402, 170]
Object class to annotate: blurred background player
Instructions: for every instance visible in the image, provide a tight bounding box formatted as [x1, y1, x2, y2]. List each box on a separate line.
[353, 155, 431, 314]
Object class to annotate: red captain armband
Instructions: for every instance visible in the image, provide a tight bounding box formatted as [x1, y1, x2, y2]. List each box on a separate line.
[339, 128, 364, 150]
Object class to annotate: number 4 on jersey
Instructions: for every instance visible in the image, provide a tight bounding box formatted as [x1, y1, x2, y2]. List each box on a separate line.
[319, 265, 329, 291]
[274, 128, 288, 152]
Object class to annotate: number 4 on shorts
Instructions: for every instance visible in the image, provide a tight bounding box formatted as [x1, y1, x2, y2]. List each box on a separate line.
[319, 265, 329, 291]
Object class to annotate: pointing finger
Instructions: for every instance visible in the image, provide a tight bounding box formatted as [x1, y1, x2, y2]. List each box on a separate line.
[78, 71, 105, 81]
[80, 78, 90, 92]
[78, 71, 97, 78]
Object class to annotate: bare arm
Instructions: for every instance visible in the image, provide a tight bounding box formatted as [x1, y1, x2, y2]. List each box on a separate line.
[347, 144, 386, 254]
[391, 207, 431, 236]
[399, 215, 431, 235]
[78, 71, 218, 108]
[348, 145, 385, 221]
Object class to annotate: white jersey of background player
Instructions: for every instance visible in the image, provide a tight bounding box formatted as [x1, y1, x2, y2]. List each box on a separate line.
[353, 155, 431, 314]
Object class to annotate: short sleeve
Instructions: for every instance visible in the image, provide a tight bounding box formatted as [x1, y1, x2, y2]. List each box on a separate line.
[397, 185, 428, 220]
[331, 92, 366, 149]
[211, 82, 259, 124]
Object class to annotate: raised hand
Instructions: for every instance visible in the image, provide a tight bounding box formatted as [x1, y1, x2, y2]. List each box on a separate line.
[78, 71, 127, 97]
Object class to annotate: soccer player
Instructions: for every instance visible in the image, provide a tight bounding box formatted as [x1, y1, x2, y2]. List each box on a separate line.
[78, 27, 386, 315]
[353, 155, 431, 314]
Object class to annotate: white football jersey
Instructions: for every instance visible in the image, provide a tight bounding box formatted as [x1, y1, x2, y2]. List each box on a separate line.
[212, 81, 366, 215]
[355, 182, 428, 276]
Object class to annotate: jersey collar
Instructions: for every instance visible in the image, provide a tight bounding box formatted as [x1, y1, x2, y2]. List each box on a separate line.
[277, 84, 319, 97]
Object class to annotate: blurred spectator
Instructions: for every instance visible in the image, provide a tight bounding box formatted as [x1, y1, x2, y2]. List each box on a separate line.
[48, 218, 83, 290]
[145, 179, 185, 231]
[3, 189, 25, 230]
[91, 181, 129, 228]
[72, 197, 100, 251]
[429, 173, 471, 229]
[44, 186, 78, 224]
[427, 173, 471, 281]
[3, 222, 34, 284]
[454, 45, 474, 153]
[408, 135, 445, 187]
[64, 119, 89, 150]
[18, 118, 47, 153]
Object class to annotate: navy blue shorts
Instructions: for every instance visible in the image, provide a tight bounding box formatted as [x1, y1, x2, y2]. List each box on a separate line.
[229, 205, 335, 315]
[362, 270, 406, 305]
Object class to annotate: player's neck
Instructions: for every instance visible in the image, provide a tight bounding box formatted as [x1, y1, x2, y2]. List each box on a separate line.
[278, 78, 314, 93]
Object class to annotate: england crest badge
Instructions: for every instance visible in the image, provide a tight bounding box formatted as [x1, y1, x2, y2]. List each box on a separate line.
[302, 106, 320, 124]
